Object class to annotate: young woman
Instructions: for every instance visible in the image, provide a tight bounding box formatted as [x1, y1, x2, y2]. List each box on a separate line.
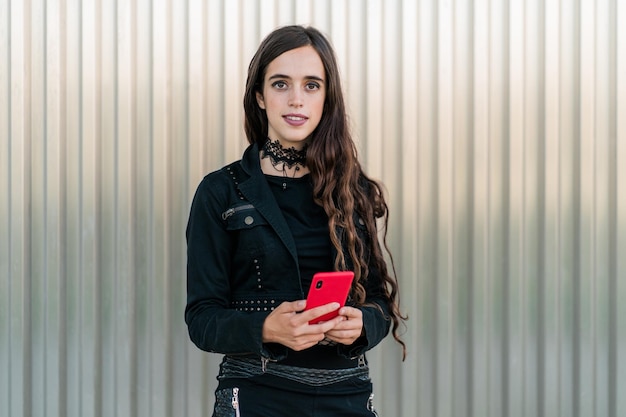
[185, 25, 406, 417]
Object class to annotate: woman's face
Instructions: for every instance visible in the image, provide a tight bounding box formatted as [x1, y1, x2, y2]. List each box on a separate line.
[256, 46, 326, 150]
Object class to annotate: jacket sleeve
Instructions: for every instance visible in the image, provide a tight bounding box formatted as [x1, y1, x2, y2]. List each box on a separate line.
[184, 174, 287, 360]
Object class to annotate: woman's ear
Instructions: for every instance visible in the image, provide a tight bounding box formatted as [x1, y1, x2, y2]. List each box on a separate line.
[256, 91, 266, 109]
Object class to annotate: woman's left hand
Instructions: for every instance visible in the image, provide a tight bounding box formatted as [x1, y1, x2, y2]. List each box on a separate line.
[323, 306, 364, 345]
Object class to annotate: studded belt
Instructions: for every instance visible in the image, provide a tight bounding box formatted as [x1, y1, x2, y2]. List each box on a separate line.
[218, 356, 370, 387]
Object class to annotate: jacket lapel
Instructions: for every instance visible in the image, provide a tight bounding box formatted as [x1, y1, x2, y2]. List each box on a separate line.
[238, 144, 299, 266]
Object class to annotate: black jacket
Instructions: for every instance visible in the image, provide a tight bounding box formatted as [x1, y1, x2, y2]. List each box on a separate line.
[185, 143, 392, 362]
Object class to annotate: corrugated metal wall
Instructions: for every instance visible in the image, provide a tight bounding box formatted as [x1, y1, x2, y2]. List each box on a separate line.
[1, 0, 625, 416]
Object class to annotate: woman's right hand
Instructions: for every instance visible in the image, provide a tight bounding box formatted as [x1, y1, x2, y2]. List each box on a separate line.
[261, 300, 345, 351]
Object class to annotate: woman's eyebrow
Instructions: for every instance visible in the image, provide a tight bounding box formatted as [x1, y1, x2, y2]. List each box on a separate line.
[268, 73, 325, 82]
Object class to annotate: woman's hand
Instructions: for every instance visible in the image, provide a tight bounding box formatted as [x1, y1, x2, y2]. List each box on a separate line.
[262, 300, 345, 351]
[323, 306, 364, 345]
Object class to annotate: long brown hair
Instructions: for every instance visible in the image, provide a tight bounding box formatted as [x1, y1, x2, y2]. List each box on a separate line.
[244, 25, 407, 359]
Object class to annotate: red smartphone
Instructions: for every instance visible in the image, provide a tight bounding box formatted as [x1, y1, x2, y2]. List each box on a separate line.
[304, 271, 354, 324]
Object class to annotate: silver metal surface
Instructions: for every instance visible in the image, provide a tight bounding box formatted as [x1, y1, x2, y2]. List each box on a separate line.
[1, 1, 625, 416]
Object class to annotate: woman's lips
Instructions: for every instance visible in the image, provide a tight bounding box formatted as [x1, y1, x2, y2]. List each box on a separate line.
[283, 114, 308, 126]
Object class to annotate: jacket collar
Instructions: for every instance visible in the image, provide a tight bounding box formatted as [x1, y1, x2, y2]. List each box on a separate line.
[238, 143, 299, 266]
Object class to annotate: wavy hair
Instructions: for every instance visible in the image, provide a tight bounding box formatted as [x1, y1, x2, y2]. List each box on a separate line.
[244, 25, 407, 359]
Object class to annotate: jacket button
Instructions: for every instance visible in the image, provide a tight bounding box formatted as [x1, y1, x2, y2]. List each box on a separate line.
[244, 216, 254, 225]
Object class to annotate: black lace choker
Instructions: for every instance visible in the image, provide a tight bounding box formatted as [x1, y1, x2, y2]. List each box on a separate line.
[260, 138, 308, 171]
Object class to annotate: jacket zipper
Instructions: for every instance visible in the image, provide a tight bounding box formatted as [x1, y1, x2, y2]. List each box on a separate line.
[232, 387, 241, 417]
[261, 356, 277, 373]
[222, 204, 255, 220]
[358, 354, 366, 367]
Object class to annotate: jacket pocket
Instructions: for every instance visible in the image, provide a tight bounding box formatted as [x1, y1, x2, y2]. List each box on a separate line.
[223, 203, 267, 230]
[223, 203, 275, 257]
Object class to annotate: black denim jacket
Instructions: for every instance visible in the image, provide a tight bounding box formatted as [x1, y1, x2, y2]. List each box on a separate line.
[185, 143, 392, 362]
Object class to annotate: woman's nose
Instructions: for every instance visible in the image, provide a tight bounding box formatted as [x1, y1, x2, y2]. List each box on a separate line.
[288, 88, 304, 107]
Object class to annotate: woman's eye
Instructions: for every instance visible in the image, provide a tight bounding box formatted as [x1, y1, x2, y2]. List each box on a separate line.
[305, 82, 320, 90]
[272, 81, 287, 89]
